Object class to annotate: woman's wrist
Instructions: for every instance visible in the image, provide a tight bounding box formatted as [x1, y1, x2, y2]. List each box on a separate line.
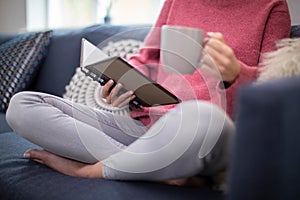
[219, 75, 238, 89]
[221, 66, 240, 89]
[221, 81, 232, 89]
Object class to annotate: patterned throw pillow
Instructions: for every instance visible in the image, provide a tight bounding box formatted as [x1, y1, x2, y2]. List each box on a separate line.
[63, 39, 143, 116]
[0, 31, 52, 112]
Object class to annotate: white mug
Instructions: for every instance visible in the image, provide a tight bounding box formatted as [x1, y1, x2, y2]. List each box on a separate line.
[161, 25, 206, 74]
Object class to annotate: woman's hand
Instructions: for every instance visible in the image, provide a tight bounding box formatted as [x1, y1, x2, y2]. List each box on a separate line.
[24, 149, 103, 179]
[101, 80, 136, 108]
[203, 32, 241, 84]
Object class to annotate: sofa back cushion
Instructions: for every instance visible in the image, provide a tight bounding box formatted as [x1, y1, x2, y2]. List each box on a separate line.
[31, 24, 150, 97]
[291, 25, 300, 38]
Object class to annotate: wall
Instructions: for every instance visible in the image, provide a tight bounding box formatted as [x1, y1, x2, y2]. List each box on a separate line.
[287, 0, 300, 25]
[0, 0, 26, 33]
[0, 0, 299, 33]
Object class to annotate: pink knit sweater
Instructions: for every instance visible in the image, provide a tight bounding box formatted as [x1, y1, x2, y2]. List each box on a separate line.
[129, 0, 291, 126]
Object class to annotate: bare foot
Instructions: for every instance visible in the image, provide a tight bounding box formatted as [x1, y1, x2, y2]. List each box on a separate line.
[163, 176, 208, 187]
[163, 178, 189, 186]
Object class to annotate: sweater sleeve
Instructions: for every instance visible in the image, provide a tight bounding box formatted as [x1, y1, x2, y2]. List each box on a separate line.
[128, 0, 173, 80]
[220, 1, 291, 119]
[259, 0, 291, 61]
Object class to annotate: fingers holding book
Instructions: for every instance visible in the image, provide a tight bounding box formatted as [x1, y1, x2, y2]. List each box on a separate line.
[101, 80, 135, 108]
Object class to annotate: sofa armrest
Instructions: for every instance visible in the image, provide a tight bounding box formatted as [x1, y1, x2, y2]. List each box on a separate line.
[228, 78, 300, 200]
[0, 33, 19, 45]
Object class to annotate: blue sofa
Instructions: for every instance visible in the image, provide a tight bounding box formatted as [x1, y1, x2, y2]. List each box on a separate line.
[0, 24, 299, 200]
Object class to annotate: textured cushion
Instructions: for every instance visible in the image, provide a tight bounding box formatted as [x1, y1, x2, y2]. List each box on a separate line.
[0, 132, 223, 200]
[0, 31, 52, 112]
[63, 39, 143, 115]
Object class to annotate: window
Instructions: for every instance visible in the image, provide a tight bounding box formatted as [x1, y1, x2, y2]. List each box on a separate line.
[109, 0, 164, 25]
[26, 0, 165, 31]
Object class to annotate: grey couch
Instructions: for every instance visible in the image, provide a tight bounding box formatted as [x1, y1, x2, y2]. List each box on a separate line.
[0, 24, 300, 200]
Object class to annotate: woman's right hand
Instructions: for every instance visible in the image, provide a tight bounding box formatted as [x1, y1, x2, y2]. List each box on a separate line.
[101, 80, 136, 108]
[203, 32, 241, 84]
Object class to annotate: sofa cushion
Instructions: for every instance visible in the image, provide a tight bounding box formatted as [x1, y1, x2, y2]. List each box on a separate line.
[0, 132, 223, 200]
[63, 39, 143, 116]
[0, 31, 52, 112]
[32, 24, 150, 97]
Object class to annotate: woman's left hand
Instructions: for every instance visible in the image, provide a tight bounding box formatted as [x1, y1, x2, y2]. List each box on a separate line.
[203, 32, 241, 84]
[24, 149, 103, 178]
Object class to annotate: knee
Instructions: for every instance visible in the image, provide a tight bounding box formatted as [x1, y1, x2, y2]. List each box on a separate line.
[6, 92, 25, 122]
[178, 100, 235, 155]
[167, 100, 234, 148]
[6, 91, 35, 132]
[179, 100, 232, 128]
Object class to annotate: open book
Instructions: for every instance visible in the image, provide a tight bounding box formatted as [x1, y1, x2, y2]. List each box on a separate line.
[80, 38, 181, 108]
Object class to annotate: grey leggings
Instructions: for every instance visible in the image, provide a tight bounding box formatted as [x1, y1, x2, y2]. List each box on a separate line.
[6, 91, 234, 181]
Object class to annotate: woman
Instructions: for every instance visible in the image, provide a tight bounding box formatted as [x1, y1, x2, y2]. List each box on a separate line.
[6, 0, 290, 189]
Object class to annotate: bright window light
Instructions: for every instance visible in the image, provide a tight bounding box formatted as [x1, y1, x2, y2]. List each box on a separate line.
[26, 0, 165, 31]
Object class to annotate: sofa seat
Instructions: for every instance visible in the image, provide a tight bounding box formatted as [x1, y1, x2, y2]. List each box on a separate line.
[0, 113, 11, 133]
[0, 132, 223, 200]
